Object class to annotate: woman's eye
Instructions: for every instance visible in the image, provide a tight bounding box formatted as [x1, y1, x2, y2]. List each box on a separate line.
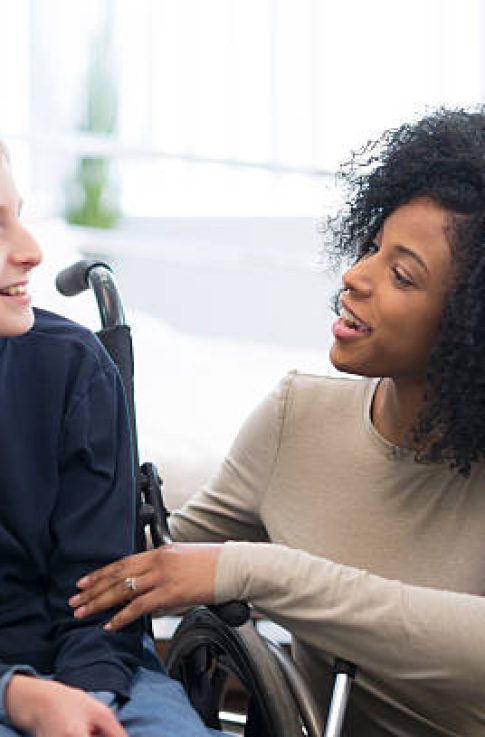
[392, 266, 414, 288]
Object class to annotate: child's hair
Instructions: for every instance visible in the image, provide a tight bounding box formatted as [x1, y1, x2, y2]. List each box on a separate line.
[328, 107, 485, 475]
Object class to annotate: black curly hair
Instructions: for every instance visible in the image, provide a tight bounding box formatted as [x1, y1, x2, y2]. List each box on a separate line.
[326, 107, 485, 475]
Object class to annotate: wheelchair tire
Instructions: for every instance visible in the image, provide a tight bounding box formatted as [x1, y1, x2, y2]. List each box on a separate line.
[164, 606, 304, 737]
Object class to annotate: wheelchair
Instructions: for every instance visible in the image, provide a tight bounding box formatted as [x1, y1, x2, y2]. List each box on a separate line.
[56, 258, 356, 737]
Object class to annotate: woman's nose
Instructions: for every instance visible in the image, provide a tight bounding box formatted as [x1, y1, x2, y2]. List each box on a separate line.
[342, 258, 373, 296]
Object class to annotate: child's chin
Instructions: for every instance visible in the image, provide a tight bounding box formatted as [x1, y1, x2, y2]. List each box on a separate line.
[1, 310, 35, 337]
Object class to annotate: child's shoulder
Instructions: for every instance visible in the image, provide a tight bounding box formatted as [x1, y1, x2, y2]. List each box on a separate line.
[31, 307, 95, 339]
[22, 307, 113, 372]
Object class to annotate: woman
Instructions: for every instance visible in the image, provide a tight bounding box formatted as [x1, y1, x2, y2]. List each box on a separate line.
[71, 108, 485, 736]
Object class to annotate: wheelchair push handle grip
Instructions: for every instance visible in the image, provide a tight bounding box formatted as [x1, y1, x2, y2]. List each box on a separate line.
[56, 259, 125, 329]
[55, 258, 112, 296]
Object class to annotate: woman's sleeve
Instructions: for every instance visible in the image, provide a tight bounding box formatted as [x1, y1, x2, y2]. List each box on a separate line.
[215, 541, 485, 694]
[169, 374, 294, 543]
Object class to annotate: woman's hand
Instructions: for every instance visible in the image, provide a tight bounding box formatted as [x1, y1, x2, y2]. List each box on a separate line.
[69, 543, 222, 630]
[5, 675, 127, 737]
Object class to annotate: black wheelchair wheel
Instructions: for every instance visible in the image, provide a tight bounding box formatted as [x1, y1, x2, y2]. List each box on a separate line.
[164, 606, 304, 737]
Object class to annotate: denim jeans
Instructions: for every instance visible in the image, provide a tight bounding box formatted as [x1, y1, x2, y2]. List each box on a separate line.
[0, 636, 229, 737]
[114, 661, 228, 736]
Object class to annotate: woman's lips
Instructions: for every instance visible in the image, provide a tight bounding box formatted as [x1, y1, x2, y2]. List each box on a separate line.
[339, 300, 371, 331]
[332, 317, 362, 339]
[332, 306, 372, 340]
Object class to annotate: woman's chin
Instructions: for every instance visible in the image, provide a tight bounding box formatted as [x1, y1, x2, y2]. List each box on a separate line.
[329, 342, 355, 374]
[329, 342, 376, 378]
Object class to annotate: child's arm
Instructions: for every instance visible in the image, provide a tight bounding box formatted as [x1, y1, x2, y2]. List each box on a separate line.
[50, 342, 143, 700]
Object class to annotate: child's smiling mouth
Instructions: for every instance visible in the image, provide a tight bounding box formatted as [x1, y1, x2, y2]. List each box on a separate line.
[0, 282, 28, 297]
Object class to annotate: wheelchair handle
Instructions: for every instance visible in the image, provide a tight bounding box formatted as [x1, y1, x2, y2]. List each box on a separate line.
[56, 260, 143, 548]
[56, 259, 125, 328]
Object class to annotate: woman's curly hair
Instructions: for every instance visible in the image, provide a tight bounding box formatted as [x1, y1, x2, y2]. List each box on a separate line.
[327, 107, 485, 475]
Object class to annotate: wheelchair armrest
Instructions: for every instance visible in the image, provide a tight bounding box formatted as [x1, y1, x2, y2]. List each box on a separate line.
[141, 462, 250, 628]
[209, 601, 250, 628]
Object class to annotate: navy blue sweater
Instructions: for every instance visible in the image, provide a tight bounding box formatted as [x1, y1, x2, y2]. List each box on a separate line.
[0, 308, 143, 698]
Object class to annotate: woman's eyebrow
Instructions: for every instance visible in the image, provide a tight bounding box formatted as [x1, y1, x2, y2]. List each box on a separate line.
[393, 244, 429, 274]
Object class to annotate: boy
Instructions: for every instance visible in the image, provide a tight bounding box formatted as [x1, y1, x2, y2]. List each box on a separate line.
[0, 142, 221, 736]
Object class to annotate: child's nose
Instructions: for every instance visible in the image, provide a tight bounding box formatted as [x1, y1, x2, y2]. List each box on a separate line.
[10, 225, 43, 268]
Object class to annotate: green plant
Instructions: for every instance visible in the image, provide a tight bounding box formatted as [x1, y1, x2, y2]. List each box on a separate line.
[65, 19, 119, 228]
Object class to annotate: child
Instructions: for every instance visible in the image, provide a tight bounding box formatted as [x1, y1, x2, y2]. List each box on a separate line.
[0, 142, 224, 736]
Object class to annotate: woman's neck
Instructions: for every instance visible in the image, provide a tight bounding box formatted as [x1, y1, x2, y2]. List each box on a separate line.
[371, 377, 427, 448]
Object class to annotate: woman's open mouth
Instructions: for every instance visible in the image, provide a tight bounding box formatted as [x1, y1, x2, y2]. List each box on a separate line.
[332, 303, 372, 340]
[339, 304, 371, 333]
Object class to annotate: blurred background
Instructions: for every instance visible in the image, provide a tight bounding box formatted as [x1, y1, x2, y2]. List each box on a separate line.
[2, 0, 484, 504]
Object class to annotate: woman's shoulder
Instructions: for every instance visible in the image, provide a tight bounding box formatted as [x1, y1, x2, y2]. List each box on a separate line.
[271, 371, 375, 434]
[283, 370, 373, 407]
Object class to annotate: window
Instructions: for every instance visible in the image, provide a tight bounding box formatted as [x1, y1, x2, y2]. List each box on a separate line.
[4, 0, 485, 217]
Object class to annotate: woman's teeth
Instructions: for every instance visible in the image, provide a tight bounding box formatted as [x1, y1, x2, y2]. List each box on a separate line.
[340, 305, 369, 331]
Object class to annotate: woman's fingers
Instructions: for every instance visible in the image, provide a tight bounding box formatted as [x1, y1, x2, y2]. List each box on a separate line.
[77, 550, 153, 590]
[69, 550, 158, 609]
[104, 591, 161, 631]
[72, 571, 153, 619]
[69, 543, 222, 629]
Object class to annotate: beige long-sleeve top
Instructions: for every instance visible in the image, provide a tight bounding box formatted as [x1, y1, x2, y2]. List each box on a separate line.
[169, 372, 485, 736]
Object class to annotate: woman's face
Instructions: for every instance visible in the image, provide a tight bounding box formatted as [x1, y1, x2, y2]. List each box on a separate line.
[330, 198, 453, 382]
[0, 155, 42, 337]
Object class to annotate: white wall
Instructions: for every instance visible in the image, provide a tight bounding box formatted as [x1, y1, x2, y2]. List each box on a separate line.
[74, 216, 339, 350]
[32, 216, 336, 508]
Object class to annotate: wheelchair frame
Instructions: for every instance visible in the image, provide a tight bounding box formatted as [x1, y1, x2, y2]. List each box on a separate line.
[56, 258, 356, 737]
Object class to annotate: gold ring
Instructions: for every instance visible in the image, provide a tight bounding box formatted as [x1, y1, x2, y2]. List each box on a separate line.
[125, 576, 137, 593]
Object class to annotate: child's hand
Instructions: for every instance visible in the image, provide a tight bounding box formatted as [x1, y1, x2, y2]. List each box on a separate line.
[5, 674, 127, 737]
